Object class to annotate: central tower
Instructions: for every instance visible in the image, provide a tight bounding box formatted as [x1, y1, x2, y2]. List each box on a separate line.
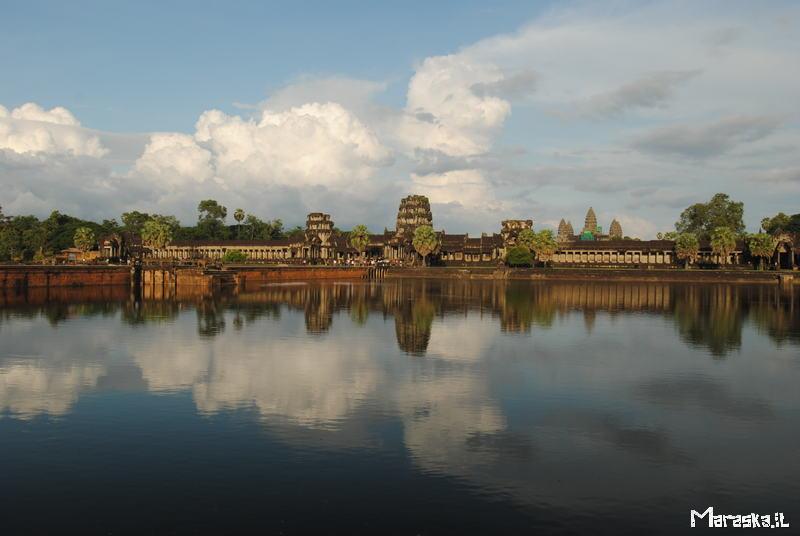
[395, 195, 432, 241]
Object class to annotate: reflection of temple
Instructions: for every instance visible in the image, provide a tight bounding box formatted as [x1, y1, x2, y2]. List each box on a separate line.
[3, 280, 799, 358]
[145, 195, 762, 267]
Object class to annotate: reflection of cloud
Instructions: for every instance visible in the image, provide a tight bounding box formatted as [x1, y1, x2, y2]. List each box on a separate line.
[130, 314, 381, 429]
[396, 372, 506, 473]
[0, 362, 104, 419]
[134, 346, 212, 393]
[192, 341, 379, 428]
[636, 377, 773, 420]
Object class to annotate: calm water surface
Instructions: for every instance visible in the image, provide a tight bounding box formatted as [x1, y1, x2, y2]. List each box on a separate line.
[1, 280, 799, 534]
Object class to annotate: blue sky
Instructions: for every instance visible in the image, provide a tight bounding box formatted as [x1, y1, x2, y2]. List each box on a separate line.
[0, 0, 554, 131]
[0, 0, 798, 236]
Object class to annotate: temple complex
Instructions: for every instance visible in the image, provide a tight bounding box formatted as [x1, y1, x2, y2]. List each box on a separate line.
[148, 195, 760, 267]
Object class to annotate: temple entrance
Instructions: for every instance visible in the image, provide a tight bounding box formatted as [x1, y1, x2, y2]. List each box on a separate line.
[776, 241, 794, 269]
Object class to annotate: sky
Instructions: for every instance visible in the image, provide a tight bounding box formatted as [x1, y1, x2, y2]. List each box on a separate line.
[0, 0, 798, 238]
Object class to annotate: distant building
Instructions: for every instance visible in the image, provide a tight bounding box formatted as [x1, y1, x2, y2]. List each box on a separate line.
[145, 196, 748, 267]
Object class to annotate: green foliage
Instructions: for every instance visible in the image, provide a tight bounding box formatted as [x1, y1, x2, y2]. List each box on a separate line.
[286, 225, 305, 240]
[517, 228, 536, 250]
[761, 212, 800, 234]
[412, 225, 439, 265]
[710, 226, 737, 265]
[506, 245, 533, 267]
[674, 232, 699, 267]
[747, 233, 777, 269]
[73, 227, 96, 252]
[222, 250, 247, 263]
[349, 224, 370, 253]
[141, 219, 174, 251]
[675, 193, 745, 239]
[241, 215, 284, 240]
[657, 231, 679, 240]
[121, 211, 151, 233]
[198, 199, 227, 222]
[530, 229, 557, 264]
[233, 208, 245, 223]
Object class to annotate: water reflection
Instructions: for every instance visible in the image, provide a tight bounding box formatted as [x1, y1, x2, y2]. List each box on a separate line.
[1, 280, 799, 532]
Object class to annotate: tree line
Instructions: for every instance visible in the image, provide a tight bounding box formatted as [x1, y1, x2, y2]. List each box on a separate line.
[0, 199, 299, 262]
[1, 193, 796, 267]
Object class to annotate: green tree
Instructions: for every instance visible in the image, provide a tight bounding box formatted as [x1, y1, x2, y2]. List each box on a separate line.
[676, 193, 745, 239]
[747, 233, 777, 270]
[761, 213, 790, 234]
[531, 229, 557, 266]
[222, 250, 247, 263]
[761, 212, 800, 235]
[506, 245, 533, 267]
[121, 211, 151, 233]
[710, 226, 737, 265]
[141, 219, 174, 253]
[517, 228, 536, 250]
[234, 208, 245, 238]
[412, 225, 439, 266]
[198, 199, 227, 222]
[674, 232, 700, 269]
[73, 227, 96, 252]
[349, 224, 370, 258]
[657, 231, 679, 240]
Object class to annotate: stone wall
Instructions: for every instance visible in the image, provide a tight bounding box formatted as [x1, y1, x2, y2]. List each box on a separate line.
[0, 266, 131, 289]
[234, 266, 369, 284]
[387, 266, 787, 284]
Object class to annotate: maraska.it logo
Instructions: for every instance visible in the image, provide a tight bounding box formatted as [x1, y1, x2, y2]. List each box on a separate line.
[691, 507, 790, 528]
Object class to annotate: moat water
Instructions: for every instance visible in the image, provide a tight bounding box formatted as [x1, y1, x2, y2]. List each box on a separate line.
[1, 279, 798, 534]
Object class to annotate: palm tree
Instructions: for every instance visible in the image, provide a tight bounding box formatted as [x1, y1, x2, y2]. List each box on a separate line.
[531, 229, 557, 267]
[348, 224, 370, 260]
[73, 227, 96, 252]
[675, 232, 699, 269]
[141, 219, 174, 257]
[747, 232, 777, 270]
[412, 225, 439, 266]
[710, 227, 737, 265]
[234, 208, 245, 239]
[517, 228, 536, 250]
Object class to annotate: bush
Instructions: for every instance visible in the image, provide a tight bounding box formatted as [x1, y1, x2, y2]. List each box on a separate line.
[506, 245, 533, 267]
[222, 250, 247, 263]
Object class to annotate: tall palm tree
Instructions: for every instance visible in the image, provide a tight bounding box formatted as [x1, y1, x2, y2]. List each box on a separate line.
[675, 232, 699, 269]
[412, 225, 439, 266]
[233, 208, 245, 239]
[348, 224, 370, 260]
[710, 227, 737, 265]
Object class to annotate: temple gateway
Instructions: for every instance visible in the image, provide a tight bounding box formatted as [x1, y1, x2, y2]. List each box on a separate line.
[148, 195, 760, 267]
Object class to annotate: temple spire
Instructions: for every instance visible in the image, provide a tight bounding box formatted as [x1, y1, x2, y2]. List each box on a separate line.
[609, 219, 623, 239]
[583, 207, 598, 234]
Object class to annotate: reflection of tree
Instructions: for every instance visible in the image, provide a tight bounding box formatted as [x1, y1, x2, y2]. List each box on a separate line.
[121, 300, 180, 325]
[747, 286, 800, 346]
[395, 297, 435, 356]
[500, 285, 556, 333]
[197, 298, 226, 337]
[349, 296, 369, 325]
[672, 285, 743, 358]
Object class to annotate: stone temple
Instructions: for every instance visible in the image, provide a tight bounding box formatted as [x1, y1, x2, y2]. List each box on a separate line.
[140, 195, 748, 267]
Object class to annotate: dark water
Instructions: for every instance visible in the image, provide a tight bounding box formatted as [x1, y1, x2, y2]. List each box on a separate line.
[1, 280, 798, 535]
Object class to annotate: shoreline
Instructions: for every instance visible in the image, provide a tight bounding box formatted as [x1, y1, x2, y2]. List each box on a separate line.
[387, 266, 796, 285]
[0, 264, 795, 290]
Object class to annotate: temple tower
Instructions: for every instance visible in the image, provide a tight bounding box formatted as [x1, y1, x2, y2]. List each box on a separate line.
[609, 219, 623, 239]
[583, 207, 599, 235]
[557, 219, 574, 243]
[305, 213, 334, 258]
[395, 195, 432, 241]
[501, 219, 533, 247]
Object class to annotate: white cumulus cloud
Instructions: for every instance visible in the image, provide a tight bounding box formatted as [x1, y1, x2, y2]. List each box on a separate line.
[0, 102, 107, 157]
